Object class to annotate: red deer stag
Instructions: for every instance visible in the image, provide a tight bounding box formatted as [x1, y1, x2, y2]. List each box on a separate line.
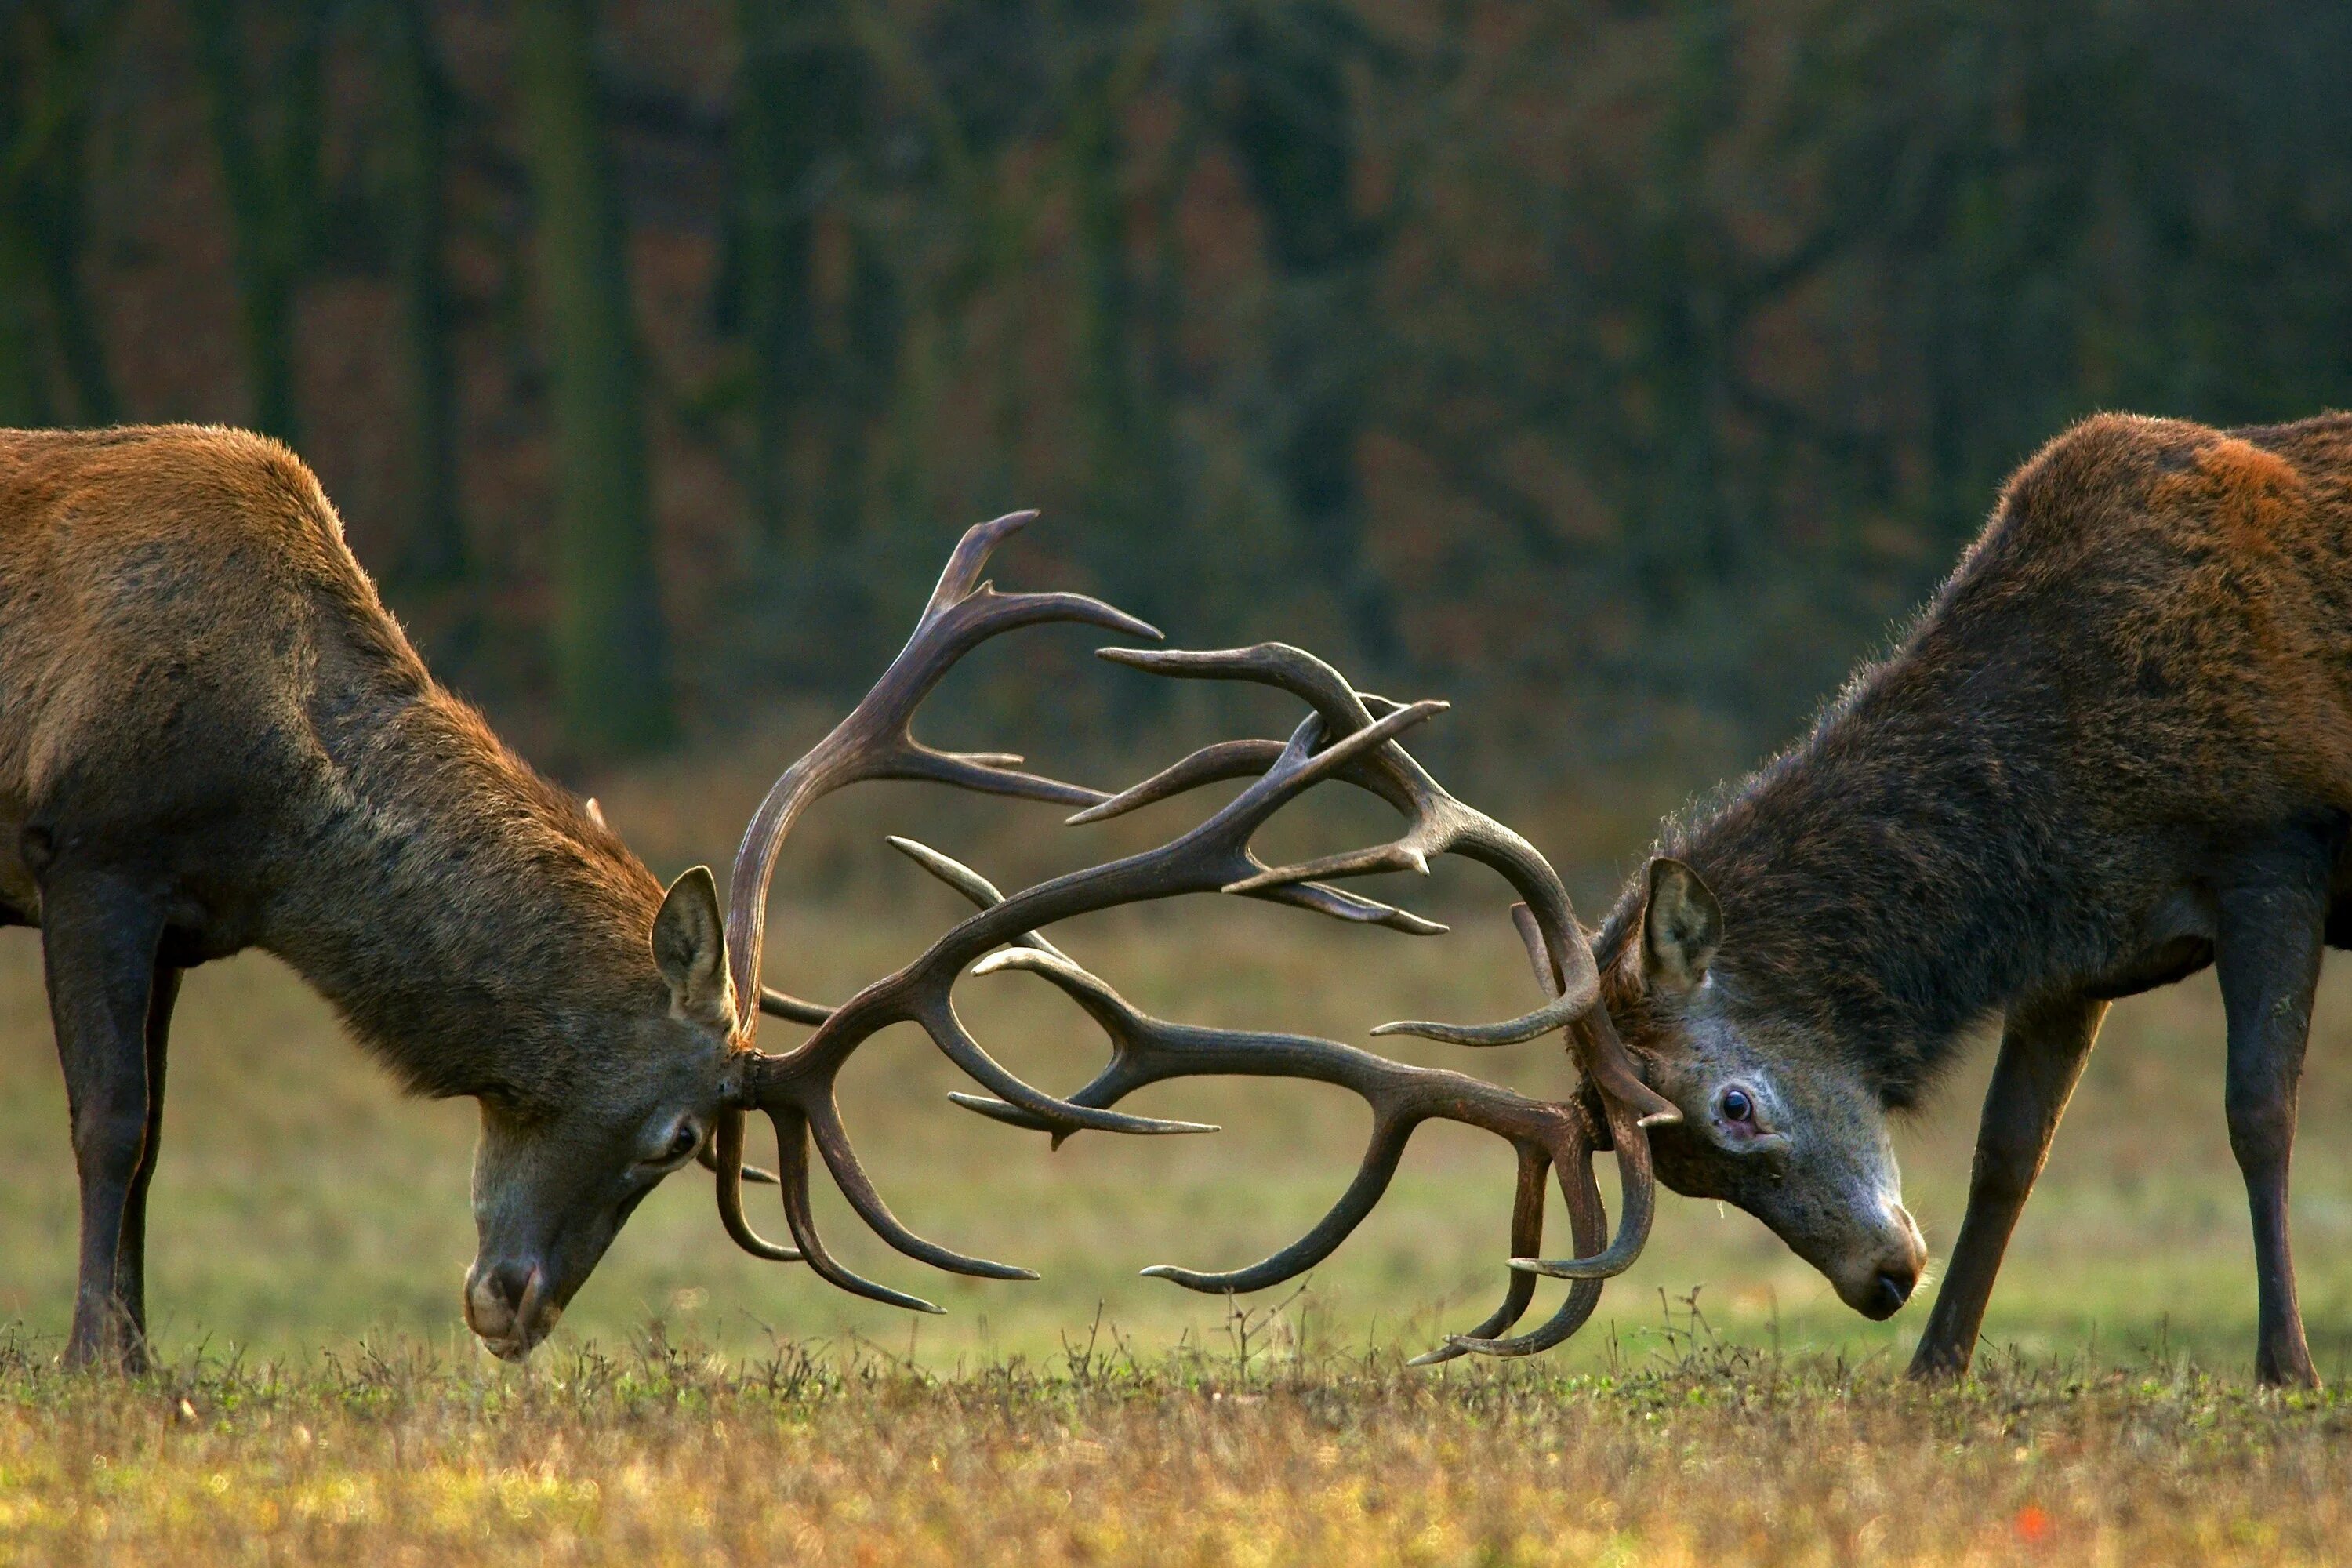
[1555, 412, 2352, 1387]
[2, 425, 774, 1366]
[0, 423, 1669, 1369]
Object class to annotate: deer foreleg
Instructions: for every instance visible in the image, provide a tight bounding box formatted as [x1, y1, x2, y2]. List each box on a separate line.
[1908, 993, 2105, 1381]
[39, 873, 169, 1371]
[115, 963, 180, 1339]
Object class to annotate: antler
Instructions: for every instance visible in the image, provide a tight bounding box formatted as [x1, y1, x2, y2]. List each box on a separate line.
[949, 938, 1628, 1362]
[1073, 643, 1675, 1122]
[713, 514, 1677, 1356]
[722, 509, 1158, 1025]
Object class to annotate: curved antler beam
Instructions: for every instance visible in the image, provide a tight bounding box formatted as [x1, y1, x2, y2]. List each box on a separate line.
[705, 514, 1671, 1356]
[957, 944, 1652, 1360]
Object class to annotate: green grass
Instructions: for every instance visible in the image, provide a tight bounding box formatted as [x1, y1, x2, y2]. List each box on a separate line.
[2, 763, 2351, 1560]
[0, 779, 2341, 1377]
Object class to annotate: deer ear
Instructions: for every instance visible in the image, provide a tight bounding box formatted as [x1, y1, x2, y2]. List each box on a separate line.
[652, 866, 734, 1027]
[1642, 858, 1720, 993]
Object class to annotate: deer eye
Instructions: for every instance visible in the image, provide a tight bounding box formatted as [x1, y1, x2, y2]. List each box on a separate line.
[656, 1121, 700, 1166]
[1718, 1087, 1755, 1124]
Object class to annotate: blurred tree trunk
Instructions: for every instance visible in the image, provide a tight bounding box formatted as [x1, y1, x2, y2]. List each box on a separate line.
[514, 0, 676, 755]
[0, 34, 60, 427]
[1068, 78, 1145, 545]
[188, 0, 325, 443]
[1064, 20, 1183, 643]
[818, 238, 898, 545]
[1223, 4, 1392, 660]
[1629, 0, 1739, 610]
[383, 0, 465, 588]
[731, 0, 862, 552]
[0, 240, 56, 426]
[0, 1, 122, 426]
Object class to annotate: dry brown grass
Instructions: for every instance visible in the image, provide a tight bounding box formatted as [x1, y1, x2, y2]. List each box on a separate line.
[0, 747, 2349, 1559]
[0, 1335, 2344, 1566]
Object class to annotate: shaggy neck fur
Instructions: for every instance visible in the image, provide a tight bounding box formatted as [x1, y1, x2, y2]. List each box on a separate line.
[265, 625, 666, 1107]
[1595, 612, 2103, 1109]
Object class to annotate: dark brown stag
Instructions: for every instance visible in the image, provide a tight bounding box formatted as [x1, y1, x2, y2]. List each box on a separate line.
[1559, 412, 2352, 1388]
[0, 426, 767, 1366]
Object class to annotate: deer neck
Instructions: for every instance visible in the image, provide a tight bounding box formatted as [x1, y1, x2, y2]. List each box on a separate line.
[1622, 671, 2085, 1105]
[267, 683, 662, 1100]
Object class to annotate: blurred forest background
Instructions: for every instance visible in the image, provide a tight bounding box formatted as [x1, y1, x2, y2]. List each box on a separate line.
[5, 0, 2352, 780]
[9, 0, 2352, 1377]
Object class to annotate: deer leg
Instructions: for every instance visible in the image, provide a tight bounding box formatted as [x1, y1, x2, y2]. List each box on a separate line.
[2216, 877, 2328, 1388]
[115, 963, 180, 1341]
[1908, 993, 2105, 1381]
[39, 873, 167, 1371]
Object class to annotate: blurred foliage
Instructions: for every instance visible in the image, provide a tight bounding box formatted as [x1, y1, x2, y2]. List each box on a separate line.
[2, 0, 2350, 766]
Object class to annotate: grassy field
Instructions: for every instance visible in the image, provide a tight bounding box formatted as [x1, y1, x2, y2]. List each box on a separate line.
[2, 753, 2351, 1560]
[2, 1340, 2350, 1565]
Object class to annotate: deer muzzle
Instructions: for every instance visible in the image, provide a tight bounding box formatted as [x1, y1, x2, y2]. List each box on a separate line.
[463, 1258, 561, 1360]
[1827, 1201, 1927, 1320]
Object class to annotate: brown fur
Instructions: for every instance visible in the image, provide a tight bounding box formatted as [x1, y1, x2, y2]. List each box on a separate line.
[0, 425, 667, 1099]
[0, 426, 728, 1367]
[1587, 410, 2352, 1384]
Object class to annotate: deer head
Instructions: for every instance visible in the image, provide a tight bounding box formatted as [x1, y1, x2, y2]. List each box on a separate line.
[1584, 858, 1929, 1321]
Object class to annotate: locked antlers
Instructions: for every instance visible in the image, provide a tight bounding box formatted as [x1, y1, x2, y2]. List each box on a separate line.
[712, 514, 1677, 1358]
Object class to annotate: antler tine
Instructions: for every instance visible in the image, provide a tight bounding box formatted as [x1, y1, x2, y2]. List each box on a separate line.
[697, 1135, 780, 1186]
[802, 1094, 1040, 1280]
[1412, 891, 1619, 1360]
[1065, 738, 1291, 825]
[1429, 998, 1617, 1359]
[710, 1109, 800, 1260]
[1500, 1033, 1661, 1281]
[884, 835, 1071, 962]
[723, 510, 1162, 1036]
[1404, 1148, 1552, 1367]
[759, 986, 833, 1025]
[918, 509, 1037, 624]
[1245, 879, 1449, 935]
[715, 521, 1666, 1335]
[916, 996, 1221, 1138]
[767, 1109, 946, 1313]
[1066, 734, 1446, 935]
[1137, 1116, 1416, 1294]
[1430, 1134, 1612, 1360]
[960, 945, 1611, 1359]
[1365, 818, 1598, 1042]
[1096, 643, 1393, 743]
[1093, 641, 1657, 1087]
[1453, 907, 1661, 1292]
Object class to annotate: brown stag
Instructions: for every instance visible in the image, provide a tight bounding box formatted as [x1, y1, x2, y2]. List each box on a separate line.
[1, 425, 768, 1366]
[0, 423, 1669, 1370]
[1559, 411, 2352, 1387]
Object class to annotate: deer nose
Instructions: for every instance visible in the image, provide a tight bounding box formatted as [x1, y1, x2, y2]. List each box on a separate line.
[479, 1259, 536, 1316]
[463, 1258, 554, 1358]
[1857, 1207, 1926, 1319]
[1865, 1265, 1917, 1319]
